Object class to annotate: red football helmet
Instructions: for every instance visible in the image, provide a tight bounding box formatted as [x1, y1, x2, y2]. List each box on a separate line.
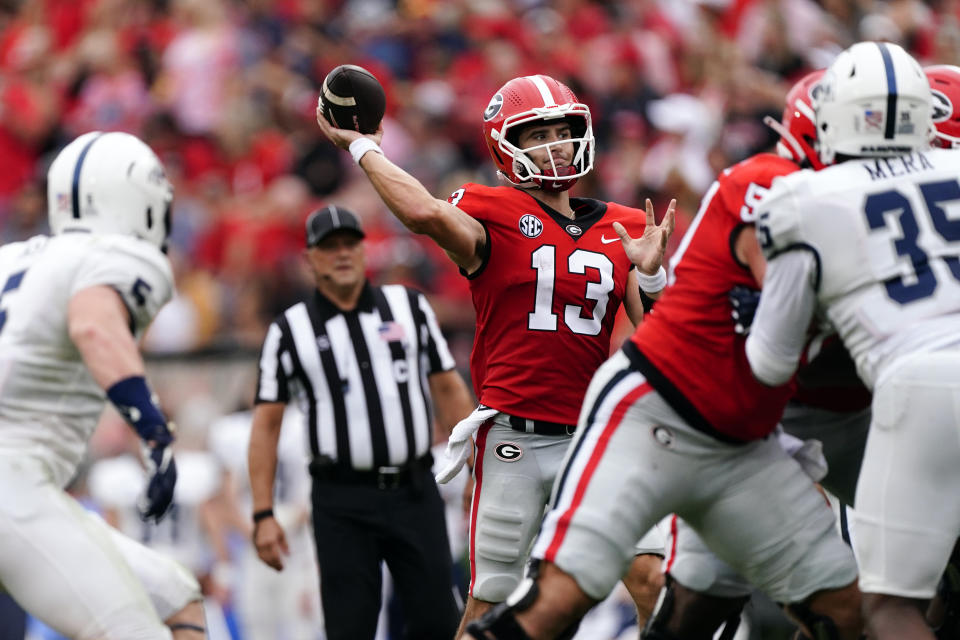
[764, 70, 825, 170]
[925, 65, 960, 149]
[482, 75, 594, 192]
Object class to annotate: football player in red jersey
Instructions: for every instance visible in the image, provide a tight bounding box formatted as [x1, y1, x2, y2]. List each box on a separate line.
[317, 74, 675, 635]
[637, 71, 855, 640]
[465, 70, 866, 640]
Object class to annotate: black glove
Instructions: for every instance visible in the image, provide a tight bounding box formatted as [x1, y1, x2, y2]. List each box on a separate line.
[139, 443, 177, 523]
[729, 285, 761, 336]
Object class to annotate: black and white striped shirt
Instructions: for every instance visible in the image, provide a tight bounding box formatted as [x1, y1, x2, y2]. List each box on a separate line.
[255, 283, 456, 471]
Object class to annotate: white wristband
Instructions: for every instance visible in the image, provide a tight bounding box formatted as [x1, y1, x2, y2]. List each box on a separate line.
[637, 266, 667, 292]
[349, 138, 383, 165]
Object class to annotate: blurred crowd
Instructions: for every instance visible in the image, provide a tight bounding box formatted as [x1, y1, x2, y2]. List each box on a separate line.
[2, 0, 959, 357]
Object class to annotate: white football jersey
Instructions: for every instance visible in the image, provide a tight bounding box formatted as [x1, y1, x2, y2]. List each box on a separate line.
[0, 234, 173, 486]
[207, 407, 312, 517]
[757, 148, 960, 388]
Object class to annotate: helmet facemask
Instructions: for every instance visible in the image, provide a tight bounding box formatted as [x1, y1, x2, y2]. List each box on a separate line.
[932, 129, 960, 149]
[763, 69, 826, 170]
[497, 112, 594, 192]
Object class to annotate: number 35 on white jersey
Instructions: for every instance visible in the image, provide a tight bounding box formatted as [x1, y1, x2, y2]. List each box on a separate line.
[757, 148, 960, 388]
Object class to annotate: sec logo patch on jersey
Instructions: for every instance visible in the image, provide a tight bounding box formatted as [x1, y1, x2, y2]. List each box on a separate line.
[518, 214, 543, 238]
[494, 441, 523, 462]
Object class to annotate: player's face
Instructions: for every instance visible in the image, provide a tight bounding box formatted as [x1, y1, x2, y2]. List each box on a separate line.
[517, 122, 574, 171]
[307, 231, 366, 289]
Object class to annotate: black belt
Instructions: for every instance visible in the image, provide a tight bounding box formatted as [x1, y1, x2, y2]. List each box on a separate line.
[507, 415, 576, 436]
[309, 453, 433, 490]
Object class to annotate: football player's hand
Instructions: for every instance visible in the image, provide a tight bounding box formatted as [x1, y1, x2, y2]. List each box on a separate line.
[729, 285, 761, 335]
[613, 198, 676, 276]
[316, 107, 384, 150]
[253, 516, 289, 572]
[138, 442, 177, 523]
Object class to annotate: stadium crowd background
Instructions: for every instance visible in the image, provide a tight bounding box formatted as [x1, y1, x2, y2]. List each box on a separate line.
[5, 0, 960, 356]
[1, 0, 959, 638]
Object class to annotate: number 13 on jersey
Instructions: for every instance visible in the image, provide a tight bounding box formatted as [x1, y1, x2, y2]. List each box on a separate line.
[528, 245, 614, 336]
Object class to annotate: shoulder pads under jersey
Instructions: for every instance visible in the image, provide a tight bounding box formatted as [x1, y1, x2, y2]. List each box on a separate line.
[76, 235, 175, 333]
[754, 170, 810, 260]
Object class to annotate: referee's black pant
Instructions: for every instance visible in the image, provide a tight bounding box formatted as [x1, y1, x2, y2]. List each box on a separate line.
[310, 459, 460, 640]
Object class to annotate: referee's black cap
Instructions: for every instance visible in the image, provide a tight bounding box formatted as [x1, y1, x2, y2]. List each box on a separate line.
[306, 205, 365, 247]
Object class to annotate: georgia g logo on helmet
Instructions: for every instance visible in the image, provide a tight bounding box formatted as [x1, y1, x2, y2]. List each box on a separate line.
[925, 65, 960, 149]
[484, 94, 504, 122]
[931, 89, 952, 124]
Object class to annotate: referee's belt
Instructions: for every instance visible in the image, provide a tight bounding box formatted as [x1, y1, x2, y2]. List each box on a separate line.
[309, 453, 433, 490]
[506, 414, 576, 437]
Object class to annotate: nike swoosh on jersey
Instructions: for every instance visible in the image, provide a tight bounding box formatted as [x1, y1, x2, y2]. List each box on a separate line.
[600, 235, 619, 244]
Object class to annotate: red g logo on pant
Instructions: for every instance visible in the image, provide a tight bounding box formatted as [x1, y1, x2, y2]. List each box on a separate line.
[494, 442, 523, 462]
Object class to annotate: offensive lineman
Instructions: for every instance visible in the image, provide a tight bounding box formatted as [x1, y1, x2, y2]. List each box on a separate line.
[317, 74, 675, 635]
[0, 131, 204, 639]
[747, 42, 960, 639]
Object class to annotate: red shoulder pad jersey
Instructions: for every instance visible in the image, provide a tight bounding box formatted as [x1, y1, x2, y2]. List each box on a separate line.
[626, 154, 798, 442]
[450, 183, 645, 425]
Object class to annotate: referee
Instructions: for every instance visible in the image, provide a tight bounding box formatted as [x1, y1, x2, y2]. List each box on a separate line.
[248, 205, 474, 640]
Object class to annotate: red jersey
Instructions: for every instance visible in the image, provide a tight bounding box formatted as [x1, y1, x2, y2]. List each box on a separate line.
[793, 334, 873, 412]
[451, 183, 645, 425]
[627, 154, 798, 442]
